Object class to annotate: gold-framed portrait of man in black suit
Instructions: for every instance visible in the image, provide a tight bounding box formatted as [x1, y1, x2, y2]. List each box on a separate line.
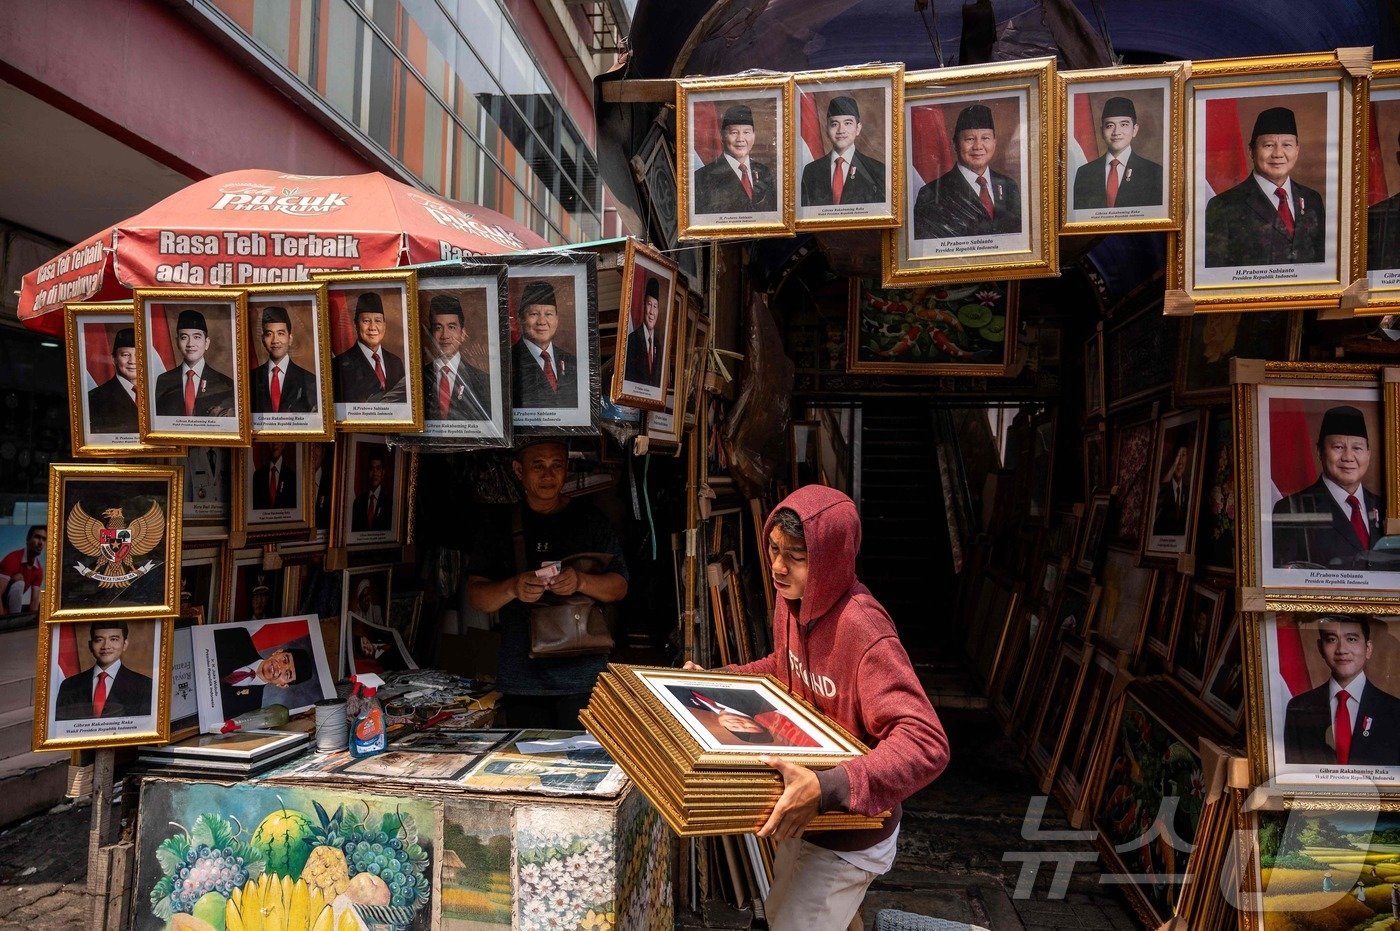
[678, 73, 794, 240]
[242, 283, 333, 442]
[505, 253, 599, 435]
[331, 433, 415, 551]
[793, 64, 903, 232]
[1365, 63, 1400, 311]
[611, 238, 679, 412]
[65, 302, 177, 458]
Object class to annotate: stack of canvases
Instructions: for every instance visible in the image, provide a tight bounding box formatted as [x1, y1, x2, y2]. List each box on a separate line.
[580, 664, 884, 837]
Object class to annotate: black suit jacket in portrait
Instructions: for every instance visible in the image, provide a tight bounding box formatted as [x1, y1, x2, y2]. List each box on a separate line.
[1204, 176, 1325, 268]
[249, 359, 318, 414]
[332, 344, 406, 404]
[511, 340, 578, 409]
[351, 487, 393, 533]
[800, 149, 887, 207]
[1152, 480, 1190, 537]
[154, 363, 236, 417]
[252, 457, 298, 510]
[213, 627, 269, 720]
[1369, 192, 1400, 272]
[1284, 680, 1400, 765]
[1273, 478, 1386, 569]
[623, 326, 665, 387]
[1072, 151, 1164, 210]
[913, 167, 1022, 240]
[422, 357, 492, 422]
[693, 156, 778, 214]
[87, 378, 138, 434]
[54, 664, 153, 721]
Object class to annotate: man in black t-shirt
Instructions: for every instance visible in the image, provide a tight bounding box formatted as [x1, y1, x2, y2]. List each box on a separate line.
[467, 439, 628, 728]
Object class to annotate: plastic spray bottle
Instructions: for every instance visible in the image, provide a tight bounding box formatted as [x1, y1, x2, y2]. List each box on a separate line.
[348, 673, 387, 758]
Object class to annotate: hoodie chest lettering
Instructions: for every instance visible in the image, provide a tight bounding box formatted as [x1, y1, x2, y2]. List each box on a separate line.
[788, 650, 837, 698]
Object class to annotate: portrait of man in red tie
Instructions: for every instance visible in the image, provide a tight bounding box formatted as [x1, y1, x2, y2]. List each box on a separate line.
[623, 277, 666, 388]
[248, 304, 318, 416]
[54, 620, 154, 721]
[1283, 616, 1400, 765]
[692, 103, 778, 215]
[799, 94, 887, 208]
[912, 102, 1024, 240]
[153, 308, 236, 418]
[422, 291, 492, 423]
[1273, 404, 1387, 569]
[1071, 94, 1165, 211]
[251, 441, 299, 512]
[510, 280, 579, 410]
[350, 446, 394, 533]
[332, 290, 407, 404]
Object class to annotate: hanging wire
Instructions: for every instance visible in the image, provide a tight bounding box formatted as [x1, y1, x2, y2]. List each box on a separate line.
[915, 0, 948, 68]
[1088, 0, 1119, 64]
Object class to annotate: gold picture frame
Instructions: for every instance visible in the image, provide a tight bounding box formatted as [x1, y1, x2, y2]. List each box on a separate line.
[33, 617, 173, 751]
[1058, 63, 1185, 235]
[234, 441, 315, 542]
[1170, 49, 1367, 313]
[1139, 407, 1209, 565]
[330, 434, 416, 552]
[1172, 310, 1302, 405]
[1364, 60, 1400, 311]
[311, 268, 424, 433]
[133, 287, 252, 446]
[792, 63, 904, 233]
[242, 281, 334, 442]
[845, 278, 1018, 376]
[1233, 360, 1399, 610]
[64, 302, 178, 459]
[677, 73, 796, 240]
[644, 279, 688, 447]
[611, 237, 680, 412]
[43, 463, 183, 623]
[885, 57, 1059, 286]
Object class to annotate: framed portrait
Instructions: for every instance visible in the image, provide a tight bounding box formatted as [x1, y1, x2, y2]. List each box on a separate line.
[1084, 325, 1105, 421]
[1174, 312, 1300, 405]
[242, 282, 333, 441]
[33, 618, 170, 750]
[179, 545, 222, 625]
[1366, 61, 1400, 310]
[235, 441, 311, 539]
[313, 268, 423, 432]
[343, 614, 416, 678]
[1171, 579, 1227, 692]
[1248, 611, 1400, 791]
[1076, 493, 1112, 574]
[845, 279, 1017, 376]
[886, 57, 1057, 286]
[64, 303, 176, 458]
[133, 287, 251, 445]
[1197, 408, 1238, 576]
[676, 73, 795, 240]
[1141, 408, 1208, 562]
[506, 253, 600, 433]
[789, 419, 819, 488]
[1083, 424, 1108, 502]
[180, 446, 235, 542]
[1027, 641, 1091, 780]
[340, 564, 393, 676]
[44, 464, 182, 623]
[793, 64, 903, 232]
[191, 616, 336, 734]
[305, 440, 336, 542]
[1098, 546, 1158, 660]
[332, 434, 413, 550]
[1173, 50, 1364, 312]
[406, 261, 511, 447]
[169, 614, 204, 740]
[645, 275, 688, 446]
[1051, 647, 1118, 821]
[1144, 570, 1188, 661]
[612, 238, 680, 411]
[1200, 612, 1244, 728]
[1108, 412, 1158, 550]
[1234, 362, 1398, 609]
[225, 549, 286, 624]
[1059, 64, 1182, 233]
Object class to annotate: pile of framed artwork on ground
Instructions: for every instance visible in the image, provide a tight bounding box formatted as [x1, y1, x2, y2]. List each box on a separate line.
[580, 665, 884, 837]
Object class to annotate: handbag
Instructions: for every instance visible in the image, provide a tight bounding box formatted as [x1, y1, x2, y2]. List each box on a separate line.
[512, 511, 615, 659]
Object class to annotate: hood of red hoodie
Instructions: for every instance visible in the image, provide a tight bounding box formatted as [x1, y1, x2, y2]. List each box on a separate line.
[765, 485, 860, 626]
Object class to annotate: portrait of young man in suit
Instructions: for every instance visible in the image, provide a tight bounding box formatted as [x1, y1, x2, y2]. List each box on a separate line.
[1205, 106, 1326, 268]
[800, 95, 886, 207]
[308, 443, 332, 529]
[693, 105, 778, 215]
[1273, 405, 1387, 569]
[423, 293, 491, 422]
[1072, 96, 1164, 210]
[511, 281, 578, 409]
[1369, 128, 1400, 273]
[623, 277, 666, 387]
[332, 291, 406, 404]
[54, 621, 153, 721]
[1284, 616, 1400, 765]
[154, 309, 236, 417]
[251, 442, 298, 510]
[913, 103, 1023, 240]
[87, 327, 139, 435]
[249, 305, 317, 415]
[1152, 444, 1192, 537]
[212, 625, 312, 719]
[351, 451, 394, 533]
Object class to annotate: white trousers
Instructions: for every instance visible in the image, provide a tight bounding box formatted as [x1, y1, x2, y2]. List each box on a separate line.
[764, 839, 875, 931]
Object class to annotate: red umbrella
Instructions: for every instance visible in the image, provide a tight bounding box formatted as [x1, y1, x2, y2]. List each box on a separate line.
[19, 169, 548, 336]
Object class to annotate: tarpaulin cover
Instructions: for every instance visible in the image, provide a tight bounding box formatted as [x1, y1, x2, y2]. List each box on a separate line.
[19, 170, 548, 336]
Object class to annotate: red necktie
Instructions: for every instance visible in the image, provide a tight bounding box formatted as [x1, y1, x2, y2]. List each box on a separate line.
[268, 463, 278, 506]
[92, 671, 108, 716]
[977, 176, 994, 219]
[1336, 688, 1353, 764]
[224, 669, 254, 685]
[1106, 158, 1121, 208]
[739, 163, 753, 201]
[540, 348, 559, 391]
[372, 352, 386, 389]
[831, 156, 846, 203]
[367, 492, 377, 529]
[270, 365, 282, 412]
[184, 370, 197, 416]
[438, 367, 452, 418]
[1275, 187, 1295, 236]
[1347, 494, 1370, 549]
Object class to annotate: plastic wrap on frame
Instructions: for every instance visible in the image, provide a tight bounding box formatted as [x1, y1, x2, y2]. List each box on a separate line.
[391, 260, 513, 451]
[723, 292, 793, 498]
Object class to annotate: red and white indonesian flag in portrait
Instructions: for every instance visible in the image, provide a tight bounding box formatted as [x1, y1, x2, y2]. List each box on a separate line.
[691, 102, 722, 172]
[1067, 93, 1100, 186]
[909, 105, 955, 186]
[799, 93, 825, 163]
[1204, 98, 1250, 196]
[1272, 612, 1313, 738]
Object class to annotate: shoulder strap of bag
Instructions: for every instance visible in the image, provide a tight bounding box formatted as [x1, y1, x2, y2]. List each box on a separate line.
[511, 507, 527, 575]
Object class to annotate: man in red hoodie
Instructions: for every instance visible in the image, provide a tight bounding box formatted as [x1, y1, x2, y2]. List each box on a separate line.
[688, 486, 950, 930]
